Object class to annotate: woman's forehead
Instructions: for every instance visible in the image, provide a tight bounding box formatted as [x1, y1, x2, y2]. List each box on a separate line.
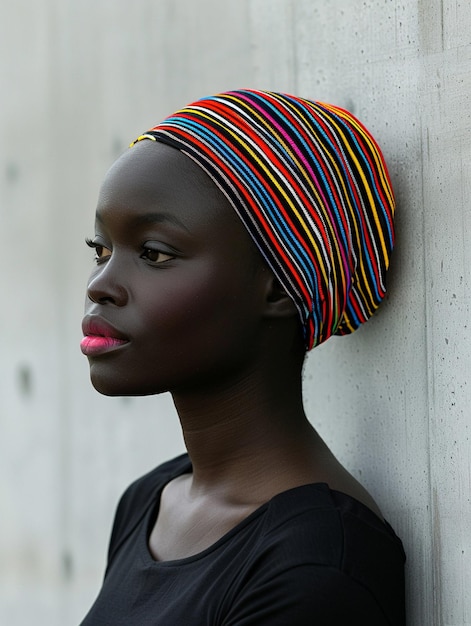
[103, 141, 215, 197]
[96, 141, 258, 249]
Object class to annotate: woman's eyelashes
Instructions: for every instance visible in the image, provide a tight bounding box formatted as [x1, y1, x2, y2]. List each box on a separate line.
[86, 237, 112, 264]
[85, 238, 175, 266]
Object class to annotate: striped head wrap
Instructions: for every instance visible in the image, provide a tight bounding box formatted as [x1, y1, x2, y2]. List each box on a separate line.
[130, 89, 395, 351]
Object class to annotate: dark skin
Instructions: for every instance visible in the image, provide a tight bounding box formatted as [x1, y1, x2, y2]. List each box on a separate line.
[83, 141, 383, 562]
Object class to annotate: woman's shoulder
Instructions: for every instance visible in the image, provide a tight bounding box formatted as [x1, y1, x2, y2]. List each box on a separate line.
[256, 483, 405, 614]
[232, 483, 405, 624]
[262, 482, 404, 564]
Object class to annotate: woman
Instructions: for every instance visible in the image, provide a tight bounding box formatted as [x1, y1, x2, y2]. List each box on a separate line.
[80, 89, 405, 624]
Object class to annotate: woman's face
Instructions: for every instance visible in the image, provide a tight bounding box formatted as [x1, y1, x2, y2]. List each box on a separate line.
[82, 141, 269, 397]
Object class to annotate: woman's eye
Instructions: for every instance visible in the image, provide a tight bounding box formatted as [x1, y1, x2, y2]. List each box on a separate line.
[141, 248, 174, 264]
[95, 246, 112, 262]
[86, 238, 112, 263]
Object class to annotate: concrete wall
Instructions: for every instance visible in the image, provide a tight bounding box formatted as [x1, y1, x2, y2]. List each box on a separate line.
[0, 1, 469, 624]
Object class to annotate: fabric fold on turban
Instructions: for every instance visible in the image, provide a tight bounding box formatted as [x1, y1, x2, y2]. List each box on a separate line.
[130, 89, 395, 351]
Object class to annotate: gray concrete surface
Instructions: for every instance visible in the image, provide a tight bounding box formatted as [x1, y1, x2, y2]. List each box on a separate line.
[0, 1, 469, 624]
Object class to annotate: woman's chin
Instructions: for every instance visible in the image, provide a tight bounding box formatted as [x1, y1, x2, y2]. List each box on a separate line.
[90, 376, 124, 397]
[88, 366, 131, 397]
[89, 371, 165, 398]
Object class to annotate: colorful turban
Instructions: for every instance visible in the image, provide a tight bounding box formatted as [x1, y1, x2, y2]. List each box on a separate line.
[130, 89, 395, 351]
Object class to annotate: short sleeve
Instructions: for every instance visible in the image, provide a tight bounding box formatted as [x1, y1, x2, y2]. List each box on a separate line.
[222, 564, 395, 626]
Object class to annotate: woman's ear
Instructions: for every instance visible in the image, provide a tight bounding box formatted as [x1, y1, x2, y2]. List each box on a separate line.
[262, 273, 298, 319]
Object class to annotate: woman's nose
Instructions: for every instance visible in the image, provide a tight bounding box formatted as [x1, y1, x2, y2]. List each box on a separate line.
[86, 260, 128, 306]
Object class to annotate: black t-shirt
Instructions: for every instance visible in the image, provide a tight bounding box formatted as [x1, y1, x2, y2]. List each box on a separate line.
[81, 454, 405, 625]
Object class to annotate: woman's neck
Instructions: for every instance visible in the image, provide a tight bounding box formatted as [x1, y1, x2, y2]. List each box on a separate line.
[170, 362, 328, 504]
[169, 349, 384, 521]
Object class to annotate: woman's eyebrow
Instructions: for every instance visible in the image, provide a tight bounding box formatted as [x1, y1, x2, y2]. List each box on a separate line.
[95, 211, 190, 232]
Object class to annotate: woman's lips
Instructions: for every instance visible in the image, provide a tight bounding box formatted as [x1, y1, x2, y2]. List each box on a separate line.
[81, 315, 129, 356]
[80, 335, 128, 356]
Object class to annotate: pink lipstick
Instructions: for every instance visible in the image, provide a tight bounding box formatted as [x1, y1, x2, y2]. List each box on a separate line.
[81, 315, 129, 356]
[80, 335, 128, 356]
